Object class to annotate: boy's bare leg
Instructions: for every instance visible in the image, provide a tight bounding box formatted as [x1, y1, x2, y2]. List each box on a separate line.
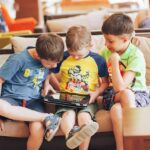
[110, 103, 123, 150]
[110, 89, 135, 150]
[60, 110, 76, 138]
[78, 112, 93, 150]
[0, 100, 48, 122]
[0, 119, 4, 131]
[27, 122, 44, 150]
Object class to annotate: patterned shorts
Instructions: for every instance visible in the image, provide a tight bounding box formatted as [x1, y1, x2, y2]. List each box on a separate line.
[102, 87, 150, 110]
[134, 91, 150, 107]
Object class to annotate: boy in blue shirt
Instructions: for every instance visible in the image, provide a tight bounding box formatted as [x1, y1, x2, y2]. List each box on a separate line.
[0, 33, 64, 150]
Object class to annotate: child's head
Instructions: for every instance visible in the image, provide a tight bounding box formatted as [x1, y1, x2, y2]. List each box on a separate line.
[66, 25, 92, 59]
[36, 33, 64, 68]
[102, 13, 134, 53]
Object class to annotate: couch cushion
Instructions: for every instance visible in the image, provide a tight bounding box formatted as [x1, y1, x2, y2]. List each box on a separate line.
[46, 10, 108, 32]
[0, 109, 112, 138]
[10, 35, 104, 53]
[132, 36, 150, 86]
[11, 37, 37, 53]
[96, 110, 112, 132]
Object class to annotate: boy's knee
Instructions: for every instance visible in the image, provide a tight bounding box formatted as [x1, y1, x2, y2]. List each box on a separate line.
[119, 89, 135, 106]
[29, 122, 44, 137]
[119, 89, 134, 97]
[62, 110, 75, 118]
[0, 100, 10, 115]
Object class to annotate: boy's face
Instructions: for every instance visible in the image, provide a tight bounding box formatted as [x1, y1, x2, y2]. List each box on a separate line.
[40, 59, 58, 68]
[103, 34, 129, 53]
[68, 48, 89, 60]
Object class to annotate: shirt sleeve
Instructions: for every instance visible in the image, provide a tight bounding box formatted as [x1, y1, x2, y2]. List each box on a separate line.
[126, 50, 145, 76]
[0, 55, 21, 81]
[91, 52, 109, 77]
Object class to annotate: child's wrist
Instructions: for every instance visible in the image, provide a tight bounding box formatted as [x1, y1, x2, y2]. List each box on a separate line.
[0, 84, 2, 96]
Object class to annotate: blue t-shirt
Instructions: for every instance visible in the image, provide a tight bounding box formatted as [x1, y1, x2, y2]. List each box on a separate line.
[0, 49, 49, 100]
[51, 51, 108, 94]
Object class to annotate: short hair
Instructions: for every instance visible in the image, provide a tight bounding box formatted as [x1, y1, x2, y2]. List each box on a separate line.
[36, 33, 64, 62]
[66, 25, 91, 51]
[102, 13, 134, 36]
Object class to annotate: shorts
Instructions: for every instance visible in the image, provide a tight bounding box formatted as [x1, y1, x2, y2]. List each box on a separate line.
[102, 87, 150, 110]
[134, 91, 150, 107]
[0, 96, 45, 113]
[55, 103, 98, 119]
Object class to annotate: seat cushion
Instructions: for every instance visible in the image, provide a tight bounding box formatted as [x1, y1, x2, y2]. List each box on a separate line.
[46, 10, 108, 32]
[0, 109, 112, 138]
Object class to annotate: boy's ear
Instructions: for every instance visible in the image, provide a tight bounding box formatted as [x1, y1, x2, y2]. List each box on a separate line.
[34, 51, 40, 59]
[122, 36, 129, 42]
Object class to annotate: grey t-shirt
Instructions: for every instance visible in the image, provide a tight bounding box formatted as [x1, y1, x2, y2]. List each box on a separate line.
[0, 49, 49, 100]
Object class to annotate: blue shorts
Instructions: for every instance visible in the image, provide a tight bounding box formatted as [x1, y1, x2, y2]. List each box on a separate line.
[0, 96, 45, 113]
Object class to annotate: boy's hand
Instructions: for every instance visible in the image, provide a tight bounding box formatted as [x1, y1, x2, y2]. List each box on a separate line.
[109, 52, 120, 63]
[41, 83, 56, 97]
[0, 119, 4, 131]
[88, 91, 97, 104]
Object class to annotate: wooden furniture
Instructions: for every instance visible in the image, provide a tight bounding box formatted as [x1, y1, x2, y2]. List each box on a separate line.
[61, 0, 109, 12]
[123, 107, 150, 150]
[15, 0, 39, 21]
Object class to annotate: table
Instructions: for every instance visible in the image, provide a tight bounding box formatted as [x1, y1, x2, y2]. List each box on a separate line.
[123, 107, 150, 150]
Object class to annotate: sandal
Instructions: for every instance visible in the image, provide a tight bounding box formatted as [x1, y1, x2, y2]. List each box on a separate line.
[66, 122, 99, 149]
[44, 114, 61, 142]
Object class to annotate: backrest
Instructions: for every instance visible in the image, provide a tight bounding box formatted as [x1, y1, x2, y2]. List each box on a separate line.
[1, 31, 150, 85]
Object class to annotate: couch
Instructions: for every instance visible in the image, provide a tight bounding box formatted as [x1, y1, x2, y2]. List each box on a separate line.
[0, 31, 150, 150]
[44, 9, 143, 32]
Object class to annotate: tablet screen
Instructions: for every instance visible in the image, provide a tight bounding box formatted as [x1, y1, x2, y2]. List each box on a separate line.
[50, 92, 89, 102]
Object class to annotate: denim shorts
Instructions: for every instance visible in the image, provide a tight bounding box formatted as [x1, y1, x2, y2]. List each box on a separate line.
[0, 96, 45, 113]
[55, 103, 98, 119]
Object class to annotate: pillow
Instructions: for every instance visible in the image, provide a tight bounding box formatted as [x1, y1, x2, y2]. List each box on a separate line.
[0, 54, 10, 67]
[11, 37, 37, 53]
[46, 10, 108, 32]
[91, 35, 105, 53]
[132, 36, 150, 86]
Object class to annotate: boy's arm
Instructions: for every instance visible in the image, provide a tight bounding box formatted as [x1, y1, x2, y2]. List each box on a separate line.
[110, 53, 135, 92]
[49, 73, 61, 91]
[41, 72, 61, 96]
[0, 77, 5, 96]
[0, 77, 5, 131]
[89, 76, 109, 104]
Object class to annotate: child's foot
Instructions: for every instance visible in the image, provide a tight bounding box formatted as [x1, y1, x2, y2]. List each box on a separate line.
[66, 122, 99, 149]
[44, 114, 61, 142]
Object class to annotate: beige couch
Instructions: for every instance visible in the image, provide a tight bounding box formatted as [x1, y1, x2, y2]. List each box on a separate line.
[0, 32, 150, 149]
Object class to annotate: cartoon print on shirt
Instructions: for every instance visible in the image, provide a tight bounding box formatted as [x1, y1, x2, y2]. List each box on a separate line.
[66, 65, 89, 93]
[107, 62, 126, 85]
[23, 67, 45, 91]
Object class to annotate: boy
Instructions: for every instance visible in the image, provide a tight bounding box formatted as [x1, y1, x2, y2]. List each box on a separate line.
[0, 33, 64, 150]
[44, 26, 109, 150]
[100, 13, 150, 150]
